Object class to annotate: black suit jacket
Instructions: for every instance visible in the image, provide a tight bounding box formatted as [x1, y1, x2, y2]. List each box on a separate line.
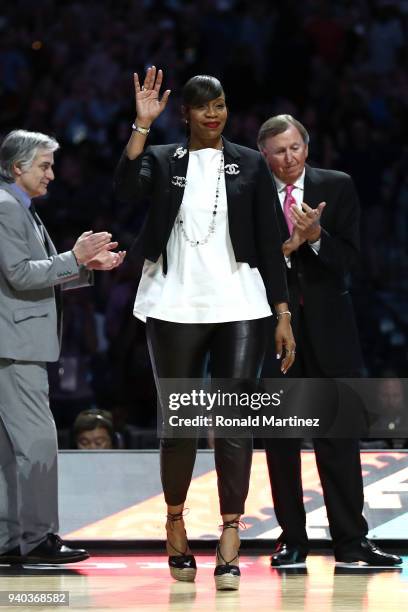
[114, 137, 288, 306]
[275, 165, 364, 375]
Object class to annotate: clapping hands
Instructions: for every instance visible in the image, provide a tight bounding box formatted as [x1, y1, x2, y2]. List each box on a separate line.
[72, 231, 126, 271]
[86, 248, 126, 271]
[282, 201, 326, 256]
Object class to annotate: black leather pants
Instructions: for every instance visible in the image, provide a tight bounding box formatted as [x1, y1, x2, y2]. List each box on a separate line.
[146, 317, 271, 514]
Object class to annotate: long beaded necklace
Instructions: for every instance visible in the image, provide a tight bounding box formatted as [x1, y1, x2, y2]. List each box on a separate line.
[177, 149, 224, 247]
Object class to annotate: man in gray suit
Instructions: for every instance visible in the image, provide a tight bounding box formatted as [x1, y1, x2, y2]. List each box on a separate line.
[0, 130, 125, 564]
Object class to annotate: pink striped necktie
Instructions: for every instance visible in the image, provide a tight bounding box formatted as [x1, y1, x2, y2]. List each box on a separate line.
[283, 184, 296, 235]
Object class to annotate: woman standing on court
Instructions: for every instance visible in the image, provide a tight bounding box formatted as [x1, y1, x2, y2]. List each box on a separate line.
[114, 66, 295, 591]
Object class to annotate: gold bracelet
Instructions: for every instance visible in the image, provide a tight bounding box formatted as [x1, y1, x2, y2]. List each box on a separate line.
[131, 123, 150, 135]
[276, 310, 291, 319]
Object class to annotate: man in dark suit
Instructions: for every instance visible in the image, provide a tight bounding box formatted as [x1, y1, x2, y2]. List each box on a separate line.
[0, 129, 125, 564]
[258, 115, 401, 566]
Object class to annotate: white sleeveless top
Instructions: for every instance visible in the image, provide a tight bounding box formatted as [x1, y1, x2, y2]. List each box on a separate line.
[133, 148, 272, 323]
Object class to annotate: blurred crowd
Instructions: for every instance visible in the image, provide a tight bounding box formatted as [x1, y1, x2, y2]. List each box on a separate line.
[0, 0, 407, 447]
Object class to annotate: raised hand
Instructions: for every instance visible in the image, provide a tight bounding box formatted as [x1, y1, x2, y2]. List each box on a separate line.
[134, 66, 171, 127]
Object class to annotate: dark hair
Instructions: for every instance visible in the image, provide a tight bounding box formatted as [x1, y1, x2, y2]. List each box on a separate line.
[257, 114, 310, 150]
[73, 409, 114, 439]
[182, 75, 225, 108]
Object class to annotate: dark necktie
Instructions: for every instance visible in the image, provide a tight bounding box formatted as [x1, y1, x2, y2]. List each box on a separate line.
[29, 202, 40, 227]
[29, 203, 47, 249]
[29, 202, 39, 221]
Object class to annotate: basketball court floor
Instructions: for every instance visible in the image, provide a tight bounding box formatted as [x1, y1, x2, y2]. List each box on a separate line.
[1, 450, 406, 610]
[1, 552, 407, 611]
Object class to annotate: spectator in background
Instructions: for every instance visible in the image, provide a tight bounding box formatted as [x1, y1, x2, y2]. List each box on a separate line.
[369, 375, 408, 447]
[73, 409, 115, 449]
[368, 2, 405, 74]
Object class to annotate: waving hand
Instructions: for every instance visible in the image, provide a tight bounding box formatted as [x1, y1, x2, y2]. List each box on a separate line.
[134, 66, 171, 127]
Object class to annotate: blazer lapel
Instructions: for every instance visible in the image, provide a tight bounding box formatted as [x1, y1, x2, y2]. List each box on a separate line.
[24, 208, 50, 256]
[298, 166, 325, 259]
[222, 137, 242, 204]
[304, 165, 323, 209]
[169, 143, 189, 217]
[41, 223, 57, 256]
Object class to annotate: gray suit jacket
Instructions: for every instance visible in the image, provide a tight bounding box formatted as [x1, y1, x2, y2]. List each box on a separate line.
[0, 182, 91, 362]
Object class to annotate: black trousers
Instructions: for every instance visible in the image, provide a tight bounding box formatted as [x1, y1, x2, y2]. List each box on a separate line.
[263, 309, 368, 551]
[146, 317, 271, 514]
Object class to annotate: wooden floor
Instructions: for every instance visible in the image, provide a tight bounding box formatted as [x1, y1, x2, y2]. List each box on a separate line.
[0, 553, 407, 611]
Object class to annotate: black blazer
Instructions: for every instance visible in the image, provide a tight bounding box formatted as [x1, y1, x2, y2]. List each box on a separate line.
[114, 138, 288, 306]
[275, 165, 364, 375]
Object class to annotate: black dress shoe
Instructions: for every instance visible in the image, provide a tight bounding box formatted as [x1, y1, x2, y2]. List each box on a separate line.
[271, 542, 308, 567]
[24, 534, 89, 565]
[335, 539, 402, 566]
[0, 546, 25, 565]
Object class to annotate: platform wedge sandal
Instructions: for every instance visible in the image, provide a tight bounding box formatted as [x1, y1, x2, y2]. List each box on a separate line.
[166, 511, 197, 582]
[214, 517, 243, 591]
